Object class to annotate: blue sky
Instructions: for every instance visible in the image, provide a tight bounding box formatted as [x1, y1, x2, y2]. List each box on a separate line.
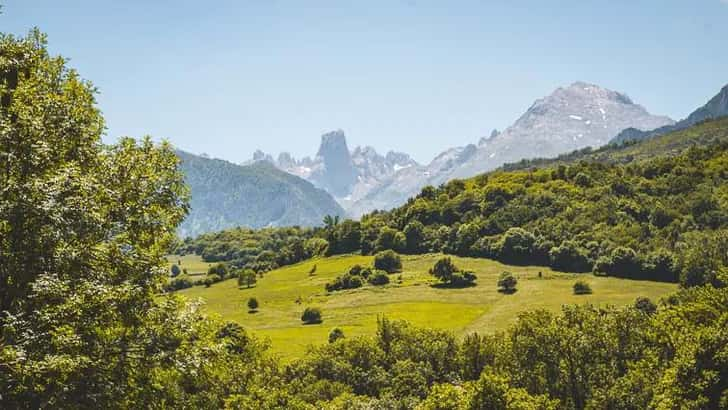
[2, 1, 727, 163]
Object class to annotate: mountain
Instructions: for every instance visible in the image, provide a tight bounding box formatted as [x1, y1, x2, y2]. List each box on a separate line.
[611, 83, 728, 144]
[348, 82, 674, 216]
[250, 130, 419, 209]
[176, 150, 344, 237]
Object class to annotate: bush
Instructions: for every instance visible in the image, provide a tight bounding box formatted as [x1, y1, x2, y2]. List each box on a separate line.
[374, 250, 402, 273]
[549, 241, 592, 272]
[573, 280, 592, 295]
[301, 307, 322, 324]
[170, 264, 181, 277]
[328, 328, 345, 343]
[304, 237, 329, 257]
[430, 257, 458, 282]
[634, 296, 657, 314]
[368, 271, 390, 286]
[325, 274, 364, 292]
[247, 297, 259, 312]
[450, 271, 477, 287]
[429, 257, 476, 287]
[208, 263, 228, 278]
[166, 277, 193, 291]
[497, 272, 517, 293]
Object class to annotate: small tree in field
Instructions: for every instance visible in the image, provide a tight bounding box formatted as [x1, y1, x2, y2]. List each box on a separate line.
[374, 250, 402, 273]
[247, 297, 259, 312]
[497, 272, 517, 293]
[301, 307, 323, 324]
[328, 328, 344, 343]
[238, 269, 257, 288]
[573, 280, 592, 295]
[430, 257, 458, 282]
[170, 264, 181, 277]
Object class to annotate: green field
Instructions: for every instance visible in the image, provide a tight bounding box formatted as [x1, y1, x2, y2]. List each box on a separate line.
[175, 254, 677, 359]
[166, 254, 214, 277]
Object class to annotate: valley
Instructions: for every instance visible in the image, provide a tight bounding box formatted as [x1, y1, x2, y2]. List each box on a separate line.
[172, 253, 676, 359]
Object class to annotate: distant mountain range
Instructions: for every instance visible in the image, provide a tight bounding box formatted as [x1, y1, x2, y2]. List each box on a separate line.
[179, 82, 726, 235]
[253, 82, 675, 217]
[176, 150, 344, 237]
[611, 84, 728, 144]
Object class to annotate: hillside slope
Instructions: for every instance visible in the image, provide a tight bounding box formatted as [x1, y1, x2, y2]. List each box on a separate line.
[177, 151, 344, 237]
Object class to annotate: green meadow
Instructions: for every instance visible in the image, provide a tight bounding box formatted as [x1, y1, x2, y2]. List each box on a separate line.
[174, 254, 677, 359]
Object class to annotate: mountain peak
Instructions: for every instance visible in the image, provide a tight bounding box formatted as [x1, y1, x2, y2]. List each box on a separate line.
[312, 130, 357, 197]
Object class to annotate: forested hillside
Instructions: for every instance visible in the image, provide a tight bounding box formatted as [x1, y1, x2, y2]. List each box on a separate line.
[177, 150, 344, 237]
[182, 119, 728, 288]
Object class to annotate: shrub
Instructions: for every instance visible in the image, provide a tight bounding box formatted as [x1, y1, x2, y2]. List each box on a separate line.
[429, 257, 458, 282]
[208, 263, 228, 278]
[573, 280, 592, 295]
[170, 264, 181, 277]
[328, 328, 345, 343]
[374, 250, 402, 273]
[325, 274, 364, 292]
[166, 277, 193, 291]
[368, 271, 390, 286]
[348, 265, 363, 276]
[247, 297, 259, 312]
[450, 271, 477, 287]
[301, 307, 322, 324]
[429, 257, 476, 286]
[497, 272, 517, 293]
[304, 237, 329, 257]
[634, 296, 657, 314]
[549, 241, 592, 272]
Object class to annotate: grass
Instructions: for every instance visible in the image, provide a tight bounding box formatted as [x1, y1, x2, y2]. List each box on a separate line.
[174, 253, 677, 359]
[166, 254, 213, 277]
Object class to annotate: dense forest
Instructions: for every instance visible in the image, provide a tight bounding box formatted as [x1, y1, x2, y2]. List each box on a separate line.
[2, 29, 727, 409]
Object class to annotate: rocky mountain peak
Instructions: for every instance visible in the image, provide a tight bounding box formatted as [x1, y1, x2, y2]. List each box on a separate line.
[311, 130, 357, 197]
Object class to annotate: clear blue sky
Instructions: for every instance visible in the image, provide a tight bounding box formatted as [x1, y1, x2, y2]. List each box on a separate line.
[2, 1, 727, 163]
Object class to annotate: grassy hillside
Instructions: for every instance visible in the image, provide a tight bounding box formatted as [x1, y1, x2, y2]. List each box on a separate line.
[176, 254, 676, 358]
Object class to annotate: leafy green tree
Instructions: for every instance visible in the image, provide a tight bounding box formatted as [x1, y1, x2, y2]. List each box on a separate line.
[430, 257, 458, 282]
[328, 327, 345, 343]
[373, 250, 402, 273]
[497, 272, 518, 293]
[301, 307, 323, 324]
[170, 264, 181, 277]
[572, 280, 592, 295]
[247, 297, 259, 312]
[403, 220, 426, 253]
[238, 269, 257, 288]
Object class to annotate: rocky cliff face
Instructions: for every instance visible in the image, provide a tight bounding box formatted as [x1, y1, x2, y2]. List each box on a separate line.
[250, 130, 419, 209]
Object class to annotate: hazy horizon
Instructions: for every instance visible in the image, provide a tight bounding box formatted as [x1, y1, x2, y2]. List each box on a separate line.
[3, 0, 727, 163]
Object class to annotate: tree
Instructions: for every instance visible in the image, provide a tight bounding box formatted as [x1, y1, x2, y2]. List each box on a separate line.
[170, 264, 181, 277]
[572, 280, 592, 295]
[373, 250, 402, 273]
[301, 307, 323, 324]
[430, 257, 477, 287]
[328, 328, 345, 343]
[247, 297, 259, 312]
[634, 296, 657, 314]
[238, 269, 257, 288]
[497, 272, 518, 293]
[403, 221, 426, 253]
[430, 257, 458, 282]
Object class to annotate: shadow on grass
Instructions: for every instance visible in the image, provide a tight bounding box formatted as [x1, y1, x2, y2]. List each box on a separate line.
[302, 320, 323, 325]
[498, 288, 518, 295]
[430, 282, 477, 289]
[247, 310, 258, 314]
